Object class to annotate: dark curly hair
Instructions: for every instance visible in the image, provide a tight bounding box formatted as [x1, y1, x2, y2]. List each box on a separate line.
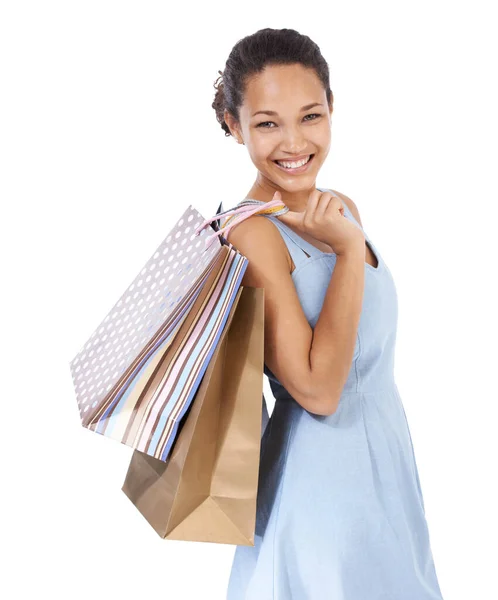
[213, 28, 334, 138]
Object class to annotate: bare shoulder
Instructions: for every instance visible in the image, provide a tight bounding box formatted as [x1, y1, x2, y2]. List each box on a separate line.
[223, 213, 333, 415]
[224, 214, 293, 275]
[330, 189, 363, 228]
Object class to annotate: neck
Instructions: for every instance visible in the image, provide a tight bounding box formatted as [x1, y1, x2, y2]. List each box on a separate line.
[246, 179, 316, 214]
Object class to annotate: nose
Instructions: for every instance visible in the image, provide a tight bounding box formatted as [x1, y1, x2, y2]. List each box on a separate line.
[279, 126, 307, 154]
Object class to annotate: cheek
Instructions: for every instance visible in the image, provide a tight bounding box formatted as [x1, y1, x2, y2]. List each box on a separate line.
[251, 145, 276, 165]
[319, 127, 332, 146]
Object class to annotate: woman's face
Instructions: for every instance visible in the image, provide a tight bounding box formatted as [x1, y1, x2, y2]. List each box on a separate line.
[225, 63, 333, 193]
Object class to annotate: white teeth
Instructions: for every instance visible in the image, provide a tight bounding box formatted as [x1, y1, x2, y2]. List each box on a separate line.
[276, 155, 311, 169]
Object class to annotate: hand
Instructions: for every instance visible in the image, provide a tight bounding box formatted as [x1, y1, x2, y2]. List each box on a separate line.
[275, 189, 365, 256]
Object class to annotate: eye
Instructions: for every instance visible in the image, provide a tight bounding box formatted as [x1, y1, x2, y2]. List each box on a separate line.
[256, 120, 276, 129]
[256, 113, 322, 128]
[303, 113, 322, 122]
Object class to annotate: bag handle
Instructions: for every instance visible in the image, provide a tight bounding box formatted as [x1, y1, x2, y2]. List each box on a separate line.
[195, 198, 288, 248]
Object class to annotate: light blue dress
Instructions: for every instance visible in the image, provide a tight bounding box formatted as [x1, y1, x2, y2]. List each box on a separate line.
[226, 188, 444, 599]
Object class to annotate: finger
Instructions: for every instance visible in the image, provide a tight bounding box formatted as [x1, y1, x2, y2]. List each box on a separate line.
[323, 193, 344, 219]
[315, 192, 334, 221]
[301, 188, 323, 229]
[277, 207, 303, 229]
[273, 192, 300, 227]
[305, 188, 322, 217]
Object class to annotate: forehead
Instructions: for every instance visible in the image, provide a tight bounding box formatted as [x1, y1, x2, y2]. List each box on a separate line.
[241, 64, 325, 117]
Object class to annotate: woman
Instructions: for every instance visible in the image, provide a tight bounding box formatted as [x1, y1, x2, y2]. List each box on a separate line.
[212, 28, 444, 599]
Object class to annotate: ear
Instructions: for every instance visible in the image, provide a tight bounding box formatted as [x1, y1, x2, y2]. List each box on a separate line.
[223, 109, 241, 139]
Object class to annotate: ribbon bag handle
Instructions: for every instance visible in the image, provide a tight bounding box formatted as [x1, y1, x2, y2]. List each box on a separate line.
[194, 198, 289, 249]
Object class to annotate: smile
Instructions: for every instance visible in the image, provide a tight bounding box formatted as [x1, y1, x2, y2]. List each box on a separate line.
[273, 154, 315, 174]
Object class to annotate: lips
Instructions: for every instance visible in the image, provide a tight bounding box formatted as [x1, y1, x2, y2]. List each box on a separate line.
[273, 154, 312, 164]
[273, 154, 315, 173]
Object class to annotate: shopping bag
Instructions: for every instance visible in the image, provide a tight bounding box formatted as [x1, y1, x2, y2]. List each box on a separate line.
[122, 285, 265, 545]
[68, 204, 250, 462]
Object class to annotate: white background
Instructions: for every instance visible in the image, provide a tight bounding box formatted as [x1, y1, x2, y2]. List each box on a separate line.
[2, 1, 497, 599]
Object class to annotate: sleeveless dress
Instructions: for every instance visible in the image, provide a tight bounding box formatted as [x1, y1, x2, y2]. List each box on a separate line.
[225, 188, 444, 600]
[226, 188, 442, 600]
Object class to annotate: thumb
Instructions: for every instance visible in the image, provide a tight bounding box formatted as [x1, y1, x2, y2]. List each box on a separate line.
[274, 193, 303, 229]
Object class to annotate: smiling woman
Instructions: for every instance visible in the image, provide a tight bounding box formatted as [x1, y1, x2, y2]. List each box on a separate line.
[214, 54, 333, 212]
[212, 27, 445, 600]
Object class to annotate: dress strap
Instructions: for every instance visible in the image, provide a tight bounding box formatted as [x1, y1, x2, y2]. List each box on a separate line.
[263, 215, 322, 267]
[261, 187, 341, 263]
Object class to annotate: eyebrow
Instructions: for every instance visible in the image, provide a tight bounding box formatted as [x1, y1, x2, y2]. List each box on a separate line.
[252, 102, 323, 117]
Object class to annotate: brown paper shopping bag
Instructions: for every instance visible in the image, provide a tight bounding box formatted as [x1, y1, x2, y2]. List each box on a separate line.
[122, 285, 265, 546]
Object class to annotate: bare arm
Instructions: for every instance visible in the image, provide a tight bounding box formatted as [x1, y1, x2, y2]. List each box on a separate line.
[226, 206, 364, 416]
[308, 189, 366, 412]
[309, 247, 365, 413]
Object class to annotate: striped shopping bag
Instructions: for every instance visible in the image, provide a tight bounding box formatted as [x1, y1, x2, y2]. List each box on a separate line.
[69, 197, 285, 463]
[122, 284, 267, 544]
